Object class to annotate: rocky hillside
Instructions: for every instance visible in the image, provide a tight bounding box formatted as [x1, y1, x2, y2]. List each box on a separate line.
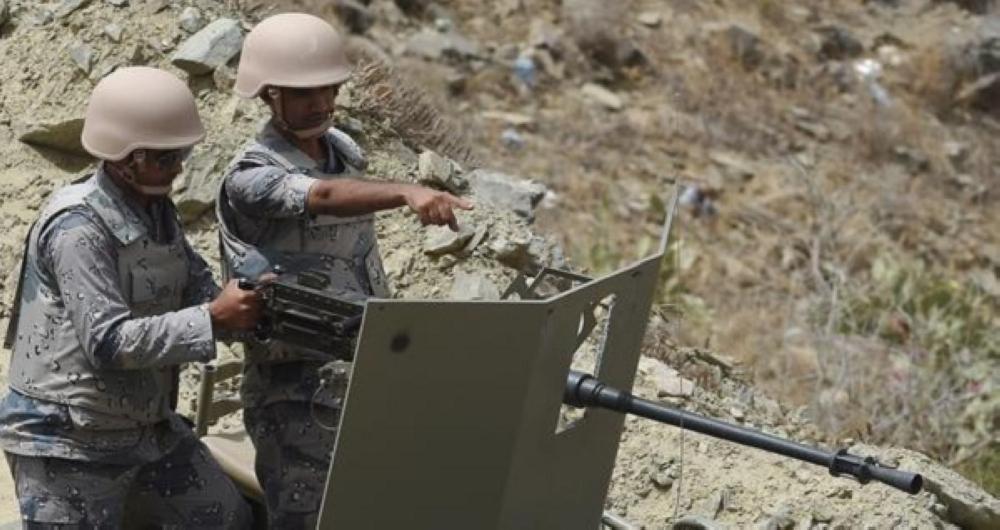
[0, 0, 997, 528]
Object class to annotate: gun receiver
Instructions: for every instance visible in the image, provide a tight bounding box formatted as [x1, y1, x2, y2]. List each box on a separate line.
[564, 371, 923, 495]
[238, 271, 367, 360]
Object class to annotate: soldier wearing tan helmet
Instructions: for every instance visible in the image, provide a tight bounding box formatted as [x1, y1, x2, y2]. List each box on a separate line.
[0, 67, 258, 529]
[217, 12, 472, 529]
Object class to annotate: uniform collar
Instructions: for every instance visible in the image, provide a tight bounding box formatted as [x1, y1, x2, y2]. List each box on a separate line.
[258, 122, 343, 174]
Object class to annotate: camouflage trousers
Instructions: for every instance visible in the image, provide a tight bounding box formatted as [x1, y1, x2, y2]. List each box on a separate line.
[5, 435, 252, 529]
[244, 401, 340, 530]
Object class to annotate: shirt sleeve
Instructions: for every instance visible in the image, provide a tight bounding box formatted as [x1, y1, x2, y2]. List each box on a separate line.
[225, 165, 317, 219]
[39, 210, 216, 371]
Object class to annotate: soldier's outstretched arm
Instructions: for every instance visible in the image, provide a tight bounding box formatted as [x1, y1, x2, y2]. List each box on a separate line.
[41, 210, 250, 370]
[226, 164, 473, 230]
[307, 179, 473, 230]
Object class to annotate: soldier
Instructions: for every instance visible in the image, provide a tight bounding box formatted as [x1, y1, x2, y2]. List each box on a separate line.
[218, 13, 472, 529]
[0, 67, 258, 529]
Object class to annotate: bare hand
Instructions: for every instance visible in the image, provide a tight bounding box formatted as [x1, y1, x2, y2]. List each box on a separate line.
[403, 186, 474, 231]
[208, 280, 263, 332]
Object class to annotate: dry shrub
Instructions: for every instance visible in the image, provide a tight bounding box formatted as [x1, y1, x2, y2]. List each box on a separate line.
[348, 59, 478, 165]
[907, 43, 967, 116]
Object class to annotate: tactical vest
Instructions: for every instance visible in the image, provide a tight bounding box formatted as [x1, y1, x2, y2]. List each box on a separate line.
[217, 126, 390, 298]
[6, 174, 190, 425]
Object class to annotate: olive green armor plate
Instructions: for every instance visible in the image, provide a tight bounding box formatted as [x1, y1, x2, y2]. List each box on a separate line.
[316, 195, 676, 529]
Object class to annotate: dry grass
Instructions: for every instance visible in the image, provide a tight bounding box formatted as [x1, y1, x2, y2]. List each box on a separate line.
[348, 60, 479, 165]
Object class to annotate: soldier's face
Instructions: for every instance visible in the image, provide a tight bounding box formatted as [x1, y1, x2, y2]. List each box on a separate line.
[135, 148, 188, 181]
[117, 148, 190, 196]
[274, 85, 340, 130]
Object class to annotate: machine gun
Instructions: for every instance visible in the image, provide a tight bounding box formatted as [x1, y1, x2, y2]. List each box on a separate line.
[237, 270, 367, 360]
[564, 370, 923, 495]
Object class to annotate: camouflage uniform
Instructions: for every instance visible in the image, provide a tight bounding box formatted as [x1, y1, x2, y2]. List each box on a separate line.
[218, 122, 389, 529]
[0, 168, 251, 529]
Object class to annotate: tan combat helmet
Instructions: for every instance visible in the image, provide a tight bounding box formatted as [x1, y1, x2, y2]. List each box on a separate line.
[235, 13, 352, 98]
[81, 67, 205, 161]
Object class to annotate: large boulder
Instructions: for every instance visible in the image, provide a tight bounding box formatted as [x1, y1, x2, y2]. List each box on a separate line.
[466, 169, 546, 221]
[171, 18, 243, 75]
[18, 117, 87, 156]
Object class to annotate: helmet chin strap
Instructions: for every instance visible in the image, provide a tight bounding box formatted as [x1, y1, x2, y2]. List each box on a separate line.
[268, 87, 332, 140]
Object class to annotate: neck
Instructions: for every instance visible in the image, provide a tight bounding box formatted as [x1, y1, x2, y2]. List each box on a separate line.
[272, 119, 327, 164]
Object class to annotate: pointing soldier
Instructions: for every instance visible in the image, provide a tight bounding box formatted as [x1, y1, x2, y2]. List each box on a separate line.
[0, 67, 257, 529]
[218, 13, 472, 529]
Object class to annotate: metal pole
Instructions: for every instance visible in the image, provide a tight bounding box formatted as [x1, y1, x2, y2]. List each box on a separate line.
[194, 363, 217, 437]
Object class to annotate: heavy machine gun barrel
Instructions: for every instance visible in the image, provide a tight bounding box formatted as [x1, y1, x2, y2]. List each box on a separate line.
[564, 371, 923, 495]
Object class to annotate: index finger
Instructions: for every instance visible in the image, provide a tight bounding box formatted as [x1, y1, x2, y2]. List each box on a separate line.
[450, 195, 474, 210]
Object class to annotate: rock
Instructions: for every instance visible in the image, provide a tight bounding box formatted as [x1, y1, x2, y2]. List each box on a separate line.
[943, 141, 969, 170]
[679, 185, 717, 217]
[54, 0, 90, 19]
[466, 169, 546, 220]
[0, 0, 9, 27]
[30, 8, 54, 26]
[382, 247, 416, 281]
[698, 490, 727, 518]
[650, 469, 673, 489]
[813, 25, 863, 61]
[481, 111, 535, 129]
[417, 150, 467, 193]
[501, 128, 524, 150]
[69, 43, 95, 74]
[793, 118, 831, 142]
[144, 0, 170, 14]
[107, 0, 128, 6]
[433, 17, 452, 33]
[726, 25, 764, 70]
[179, 7, 206, 34]
[489, 235, 548, 274]
[18, 117, 87, 156]
[943, 0, 994, 14]
[512, 55, 536, 88]
[90, 60, 119, 82]
[969, 27, 1000, 75]
[893, 145, 930, 173]
[709, 151, 756, 182]
[956, 72, 1000, 114]
[756, 510, 796, 530]
[172, 147, 226, 221]
[213, 65, 237, 91]
[638, 12, 662, 27]
[394, 0, 430, 16]
[404, 28, 480, 60]
[171, 18, 244, 76]
[908, 451, 1000, 530]
[449, 271, 500, 300]
[581, 83, 623, 111]
[104, 23, 123, 42]
[659, 372, 695, 398]
[445, 70, 467, 95]
[334, 0, 375, 34]
[463, 223, 488, 254]
[423, 225, 474, 256]
[673, 515, 727, 530]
